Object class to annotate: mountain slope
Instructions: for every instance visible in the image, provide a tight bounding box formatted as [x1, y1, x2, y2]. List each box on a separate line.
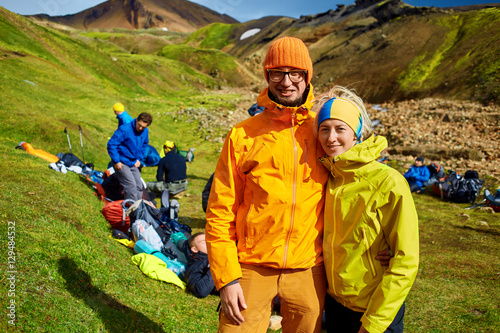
[28, 0, 238, 32]
[0, 7, 250, 162]
[185, 0, 500, 103]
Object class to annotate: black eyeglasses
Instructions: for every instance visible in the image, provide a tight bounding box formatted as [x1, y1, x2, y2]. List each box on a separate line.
[267, 69, 307, 83]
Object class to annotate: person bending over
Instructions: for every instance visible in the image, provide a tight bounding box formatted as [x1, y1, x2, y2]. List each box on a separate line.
[107, 112, 152, 201]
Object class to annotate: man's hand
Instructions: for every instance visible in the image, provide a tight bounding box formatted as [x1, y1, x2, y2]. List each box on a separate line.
[134, 160, 141, 168]
[376, 250, 393, 267]
[219, 283, 247, 325]
[114, 162, 123, 171]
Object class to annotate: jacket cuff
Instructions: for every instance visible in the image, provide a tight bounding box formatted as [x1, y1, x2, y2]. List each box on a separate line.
[220, 279, 239, 289]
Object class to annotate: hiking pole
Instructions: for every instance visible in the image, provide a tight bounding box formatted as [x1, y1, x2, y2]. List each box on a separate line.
[79, 125, 85, 163]
[465, 199, 487, 210]
[64, 127, 73, 153]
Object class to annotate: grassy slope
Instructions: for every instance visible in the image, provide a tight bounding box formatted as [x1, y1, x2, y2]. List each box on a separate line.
[0, 8, 230, 332]
[0, 8, 499, 332]
[396, 8, 500, 102]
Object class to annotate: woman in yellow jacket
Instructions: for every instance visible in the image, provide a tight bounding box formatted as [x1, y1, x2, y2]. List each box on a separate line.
[314, 86, 419, 333]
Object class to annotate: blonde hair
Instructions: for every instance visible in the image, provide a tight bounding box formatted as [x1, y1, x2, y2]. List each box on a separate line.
[313, 86, 373, 141]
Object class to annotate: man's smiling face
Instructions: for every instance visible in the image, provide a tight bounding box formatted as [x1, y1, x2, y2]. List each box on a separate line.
[268, 67, 307, 107]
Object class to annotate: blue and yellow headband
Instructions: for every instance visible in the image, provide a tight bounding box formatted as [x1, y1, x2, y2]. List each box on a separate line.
[317, 97, 363, 140]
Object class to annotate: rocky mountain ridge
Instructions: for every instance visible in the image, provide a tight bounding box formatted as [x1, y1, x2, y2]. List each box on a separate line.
[25, 1, 500, 104]
[28, 0, 238, 32]
[219, 0, 500, 103]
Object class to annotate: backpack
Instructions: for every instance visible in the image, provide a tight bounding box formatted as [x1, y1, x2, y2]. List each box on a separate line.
[427, 162, 445, 180]
[101, 173, 125, 201]
[101, 199, 135, 233]
[178, 148, 195, 162]
[142, 144, 161, 167]
[127, 200, 162, 228]
[159, 190, 192, 238]
[126, 199, 172, 244]
[434, 171, 484, 203]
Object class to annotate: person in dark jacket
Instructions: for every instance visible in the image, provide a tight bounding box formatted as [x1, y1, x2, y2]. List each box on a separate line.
[147, 140, 187, 196]
[179, 232, 217, 298]
[201, 173, 215, 213]
[404, 156, 431, 192]
[107, 112, 152, 201]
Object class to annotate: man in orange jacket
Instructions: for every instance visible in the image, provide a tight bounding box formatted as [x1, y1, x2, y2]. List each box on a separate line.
[206, 37, 329, 332]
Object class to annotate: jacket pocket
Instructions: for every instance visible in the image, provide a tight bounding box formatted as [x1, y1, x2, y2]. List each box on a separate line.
[244, 205, 256, 249]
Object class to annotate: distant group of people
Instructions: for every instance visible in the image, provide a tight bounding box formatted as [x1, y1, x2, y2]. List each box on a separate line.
[404, 156, 445, 193]
[106, 103, 188, 202]
[108, 103, 209, 297]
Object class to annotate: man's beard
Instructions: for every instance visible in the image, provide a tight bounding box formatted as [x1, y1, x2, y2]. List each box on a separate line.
[269, 86, 309, 107]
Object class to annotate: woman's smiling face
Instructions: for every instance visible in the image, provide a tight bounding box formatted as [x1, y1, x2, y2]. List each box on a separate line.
[318, 119, 357, 157]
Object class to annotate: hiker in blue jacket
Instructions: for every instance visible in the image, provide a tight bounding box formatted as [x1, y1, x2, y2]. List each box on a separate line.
[113, 102, 133, 128]
[107, 112, 153, 201]
[177, 232, 217, 298]
[404, 156, 430, 192]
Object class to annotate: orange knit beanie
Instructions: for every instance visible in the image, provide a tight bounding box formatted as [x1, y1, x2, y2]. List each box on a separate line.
[263, 37, 313, 85]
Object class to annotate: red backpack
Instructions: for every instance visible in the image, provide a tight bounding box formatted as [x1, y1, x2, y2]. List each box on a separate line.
[101, 199, 135, 233]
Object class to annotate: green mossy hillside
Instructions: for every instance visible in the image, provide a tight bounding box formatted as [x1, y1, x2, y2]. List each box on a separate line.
[184, 22, 234, 49]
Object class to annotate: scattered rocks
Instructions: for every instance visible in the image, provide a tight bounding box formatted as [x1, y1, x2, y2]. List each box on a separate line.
[479, 207, 495, 214]
[369, 98, 499, 180]
[183, 92, 499, 183]
[457, 213, 471, 220]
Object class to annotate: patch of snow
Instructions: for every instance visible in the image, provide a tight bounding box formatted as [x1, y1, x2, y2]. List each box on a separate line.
[23, 80, 37, 86]
[240, 28, 261, 40]
[162, 27, 168, 31]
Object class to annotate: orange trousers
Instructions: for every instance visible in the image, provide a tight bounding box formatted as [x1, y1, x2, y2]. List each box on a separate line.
[218, 264, 326, 333]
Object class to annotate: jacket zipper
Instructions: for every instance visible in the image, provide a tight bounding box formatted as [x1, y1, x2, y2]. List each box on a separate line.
[283, 112, 297, 268]
[331, 161, 340, 296]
